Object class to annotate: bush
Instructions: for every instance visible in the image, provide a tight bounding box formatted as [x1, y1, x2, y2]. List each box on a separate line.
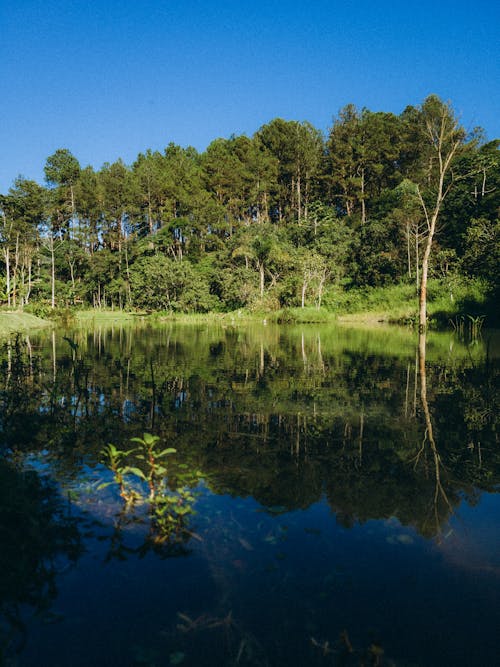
[129, 254, 218, 313]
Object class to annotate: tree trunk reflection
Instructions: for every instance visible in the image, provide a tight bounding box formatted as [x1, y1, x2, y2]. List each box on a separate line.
[418, 331, 453, 536]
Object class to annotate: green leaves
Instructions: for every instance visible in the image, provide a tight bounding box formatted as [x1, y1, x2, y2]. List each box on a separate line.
[122, 466, 147, 481]
[100, 443, 137, 468]
[130, 433, 160, 446]
[44, 149, 80, 188]
[98, 433, 197, 544]
[3, 95, 493, 317]
[158, 448, 177, 456]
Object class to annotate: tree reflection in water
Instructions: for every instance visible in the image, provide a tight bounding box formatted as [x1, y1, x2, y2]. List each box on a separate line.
[0, 325, 499, 665]
[2, 326, 499, 536]
[414, 331, 454, 537]
[0, 458, 83, 663]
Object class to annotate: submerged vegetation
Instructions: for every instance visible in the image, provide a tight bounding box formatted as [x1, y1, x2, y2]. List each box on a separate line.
[0, 95, 498, 329]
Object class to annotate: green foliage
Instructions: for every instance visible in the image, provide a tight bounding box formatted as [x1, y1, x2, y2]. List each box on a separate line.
[427, 274, 495, 326]
[324, 281, 417, 316]
[44, 149, 81, 187]
[270, 306, 334, 324]
[461, 217, 500, 286]
[100, 433, 200, 547]
[129, 254, 218, 312]
[320, 274, 495, 328]
[0, 96, 498, 321]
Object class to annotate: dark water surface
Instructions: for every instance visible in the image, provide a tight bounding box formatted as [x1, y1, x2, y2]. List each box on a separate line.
[1, 322, 499, 667]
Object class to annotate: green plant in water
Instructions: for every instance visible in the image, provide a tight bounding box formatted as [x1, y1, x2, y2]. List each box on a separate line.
[150, 484, 198, 544]
[129, 432, 176, 501]
[467, 314, 485, 340]
[99, 434, 201, 548]
[99, 443, 141, 504]
[450, 313, 485, 341]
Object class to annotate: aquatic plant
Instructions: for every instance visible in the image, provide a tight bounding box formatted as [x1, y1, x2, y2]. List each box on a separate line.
[449, 313, 485, 340]
[99, 434, 201, 549]
[99, 442, 140, 505]
[129, 432, 176, 501]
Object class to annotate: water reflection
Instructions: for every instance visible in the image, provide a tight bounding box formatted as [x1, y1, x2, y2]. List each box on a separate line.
[416, 332, 453, 537]
[2, 326, 499, 530]
[0, 457, 83, 661]
[0, 324, 499, 665]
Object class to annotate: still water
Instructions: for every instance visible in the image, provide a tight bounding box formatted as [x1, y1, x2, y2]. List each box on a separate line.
[0, 322, 499, 666]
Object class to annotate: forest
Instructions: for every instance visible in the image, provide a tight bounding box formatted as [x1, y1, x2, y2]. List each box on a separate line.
[1, 95, 498, 325]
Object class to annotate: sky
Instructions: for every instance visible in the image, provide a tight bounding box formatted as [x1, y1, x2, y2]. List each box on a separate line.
[1, 0, 499, 192]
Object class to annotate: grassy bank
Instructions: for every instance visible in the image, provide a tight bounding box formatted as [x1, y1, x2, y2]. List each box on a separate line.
[1, 309, 145, 336]
[255, 277, 494, 328]
[0, 311, 51, 335]
[326, 277, 495, 327]
[5, 275, 492, 334]
[74, 309, 145, 324]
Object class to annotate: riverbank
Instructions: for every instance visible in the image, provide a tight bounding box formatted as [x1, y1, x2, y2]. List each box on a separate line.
[74, 310, 144, 324]
[2, 276, 494, 334]
[0, 311, 51, 335]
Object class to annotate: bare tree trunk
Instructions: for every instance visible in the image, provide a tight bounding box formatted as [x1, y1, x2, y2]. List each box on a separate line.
[301, 280, 307, 308]
[118, 212, 123, 253]
[4, 248, 10, 307]
[70, 184, 76, 241]
[26, 255, 32, 304]
[69, 259, 76, 291]
[12, 233, 20, 307]
[262, 191, 269, 223]
[419, 219, 434, 331]
[345, 196, 352, 216]
[148, 184, 153, 235]
[125, 242, 132, 307]
[296, 171, 302, 223]
[50, 236, 56, 309]
[317, 271, 327, 310]
[259, 262, 265, 298]
[415, 228, 420, 292]
[360, 167, 366, 224]
[406, 221, 412, 279]
[417, 109, 462, 330]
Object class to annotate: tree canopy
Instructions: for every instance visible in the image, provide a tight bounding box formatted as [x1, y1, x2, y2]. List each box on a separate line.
[0, 95, 498, 319]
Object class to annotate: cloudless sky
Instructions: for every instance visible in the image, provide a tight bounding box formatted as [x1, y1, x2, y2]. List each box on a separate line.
[1, 0, 499, 192]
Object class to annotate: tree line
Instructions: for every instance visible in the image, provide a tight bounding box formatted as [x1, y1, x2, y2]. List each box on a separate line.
[1, 95, 498, 323]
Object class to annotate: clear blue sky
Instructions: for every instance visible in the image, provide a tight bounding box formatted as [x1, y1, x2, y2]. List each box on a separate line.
[1, 0, 499, 192]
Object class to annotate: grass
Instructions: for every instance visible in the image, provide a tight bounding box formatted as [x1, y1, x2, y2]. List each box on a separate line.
[149, 310, 266, 325]
[325, 282, 418, 324]
[324, 276, 495, 328]
[74, 309, 145, 323]
[2, 275, 494, 334]
[64, 278, 497, 331]
[267, 307, 337, 324]
[0, 311, 51, 335]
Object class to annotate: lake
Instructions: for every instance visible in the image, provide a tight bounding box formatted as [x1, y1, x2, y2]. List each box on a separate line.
[0, 322, 499, 666]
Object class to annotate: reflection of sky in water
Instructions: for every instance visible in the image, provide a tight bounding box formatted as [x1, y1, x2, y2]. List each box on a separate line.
[2, 324, 499, 666]
[19, 474, 500, 667]
[438, 493, 500, 573]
